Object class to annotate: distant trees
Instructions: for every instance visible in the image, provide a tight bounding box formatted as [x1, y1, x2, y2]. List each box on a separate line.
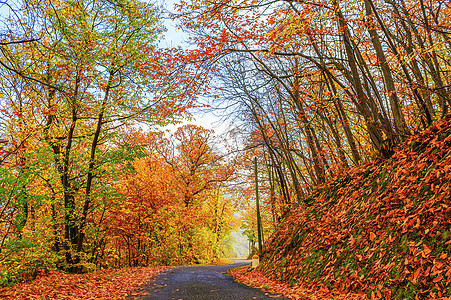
[107, 126, 238, 267]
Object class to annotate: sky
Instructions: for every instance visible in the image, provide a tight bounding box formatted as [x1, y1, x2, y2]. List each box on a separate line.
[159, 0, 187, 47]
[157, 0, 231, 135]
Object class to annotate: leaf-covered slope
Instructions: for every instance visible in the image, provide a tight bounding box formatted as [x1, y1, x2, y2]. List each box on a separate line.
[261, 115, 451, 299]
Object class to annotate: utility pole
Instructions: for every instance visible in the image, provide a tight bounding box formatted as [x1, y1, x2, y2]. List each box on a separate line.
[254, 157, 263, 256]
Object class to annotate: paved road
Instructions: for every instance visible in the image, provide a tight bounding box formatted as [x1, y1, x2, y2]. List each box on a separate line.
[130, 259, 287, 300]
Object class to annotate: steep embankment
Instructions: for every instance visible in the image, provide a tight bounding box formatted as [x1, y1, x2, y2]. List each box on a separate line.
[260, 115, 451, 299]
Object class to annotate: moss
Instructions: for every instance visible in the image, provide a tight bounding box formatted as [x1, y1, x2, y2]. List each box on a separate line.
[363, 168, 372, 178]
[441, 230, 450, 242]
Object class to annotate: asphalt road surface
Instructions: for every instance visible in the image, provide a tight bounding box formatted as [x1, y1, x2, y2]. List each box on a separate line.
[130, 259, 287, 300]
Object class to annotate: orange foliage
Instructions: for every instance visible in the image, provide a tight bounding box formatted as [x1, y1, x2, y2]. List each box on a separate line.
[94, 125, 238, 267]
[229, 266, 365, 300]
[0, 266, 170, 300]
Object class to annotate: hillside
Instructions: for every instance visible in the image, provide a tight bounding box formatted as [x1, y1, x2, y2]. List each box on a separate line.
[258, 115, 451, 299]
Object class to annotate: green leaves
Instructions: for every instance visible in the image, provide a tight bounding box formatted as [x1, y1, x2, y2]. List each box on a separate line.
[0, 0, 197, 275]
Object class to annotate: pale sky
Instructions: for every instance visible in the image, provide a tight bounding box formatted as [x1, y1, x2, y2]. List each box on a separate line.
[158, 0, 230, 135]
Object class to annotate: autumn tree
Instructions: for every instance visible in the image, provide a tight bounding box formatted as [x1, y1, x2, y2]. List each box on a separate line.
[0, 0, 192, 275]
[156, 125, 235, 207]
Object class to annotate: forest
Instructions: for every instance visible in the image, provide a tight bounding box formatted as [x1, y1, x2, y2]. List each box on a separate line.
[0, 0, 450, 298]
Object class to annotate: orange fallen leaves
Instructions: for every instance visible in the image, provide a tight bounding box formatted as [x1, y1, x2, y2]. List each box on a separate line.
[255, 114, 451, 299]
[228, 266, 367, 300]
[0, 266, 171, 300]
[422, 245, 432, 258]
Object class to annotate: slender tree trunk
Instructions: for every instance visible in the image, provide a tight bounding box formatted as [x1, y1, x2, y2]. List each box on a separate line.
[368, 0, 433, 126]
[364, 0, 410, 138]
[254, 157, 263, 256]
[77, 74, 113, 254]
[333, 0, 385, 151]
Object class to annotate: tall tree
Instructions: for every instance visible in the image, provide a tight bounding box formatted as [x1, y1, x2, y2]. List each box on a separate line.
[0, 0, 192, 272]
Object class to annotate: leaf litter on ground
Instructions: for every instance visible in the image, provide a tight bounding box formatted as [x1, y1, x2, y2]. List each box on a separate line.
[229, 266, 368, 299]
[0, 266, 171, 299]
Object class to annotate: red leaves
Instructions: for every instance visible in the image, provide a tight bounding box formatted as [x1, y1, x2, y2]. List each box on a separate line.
[0, 267, 171, 300]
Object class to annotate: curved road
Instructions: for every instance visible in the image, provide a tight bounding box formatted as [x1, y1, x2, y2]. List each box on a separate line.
[130, 259, 287, 300]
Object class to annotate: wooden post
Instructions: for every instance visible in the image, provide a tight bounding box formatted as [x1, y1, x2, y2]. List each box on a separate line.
[254, 157, 263, 256]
